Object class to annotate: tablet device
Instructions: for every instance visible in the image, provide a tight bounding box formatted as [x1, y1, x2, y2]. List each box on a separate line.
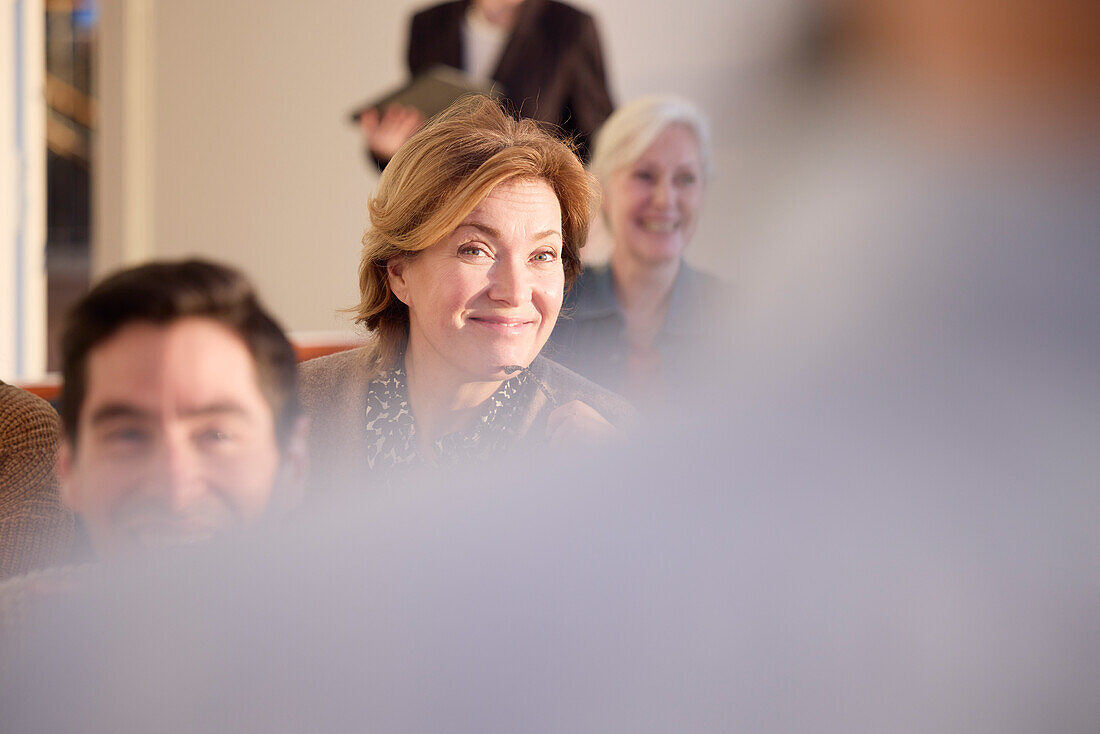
[348, 65, 504, 123]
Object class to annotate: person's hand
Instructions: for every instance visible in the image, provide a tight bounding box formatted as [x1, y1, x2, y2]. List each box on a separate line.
[359, 104, 425, 161]
[546, 400, 617, 450]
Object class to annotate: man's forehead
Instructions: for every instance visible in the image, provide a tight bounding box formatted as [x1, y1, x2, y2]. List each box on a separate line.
[80, 318, 270, 421]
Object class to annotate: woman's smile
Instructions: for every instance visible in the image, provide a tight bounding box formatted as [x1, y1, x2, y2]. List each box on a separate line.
[467, 314, 539, 332]
[388, 177, 565, 382]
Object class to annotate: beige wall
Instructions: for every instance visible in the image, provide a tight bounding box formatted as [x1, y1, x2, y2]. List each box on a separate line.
[1, 0, 46, 381]
[96, 0, 805, 334]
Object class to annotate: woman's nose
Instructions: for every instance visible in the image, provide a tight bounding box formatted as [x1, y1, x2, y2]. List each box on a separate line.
[487, 258, 531, 306]
[650, 176, 674, 209]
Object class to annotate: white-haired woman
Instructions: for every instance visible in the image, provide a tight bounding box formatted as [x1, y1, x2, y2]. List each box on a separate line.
[547, 96, 724, 405]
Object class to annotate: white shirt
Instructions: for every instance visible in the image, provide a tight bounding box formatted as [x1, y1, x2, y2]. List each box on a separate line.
[462, 4, 510, 81]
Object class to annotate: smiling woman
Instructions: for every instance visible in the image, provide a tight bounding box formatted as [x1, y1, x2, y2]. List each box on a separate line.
[300, 96, 634, 490]
[547, 96, 727, 408]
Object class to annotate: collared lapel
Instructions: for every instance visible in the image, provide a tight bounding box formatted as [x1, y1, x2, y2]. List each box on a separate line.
[568, 265, 620, 321]
[491, 0, 549, 113]
[437, 0, 468, 69]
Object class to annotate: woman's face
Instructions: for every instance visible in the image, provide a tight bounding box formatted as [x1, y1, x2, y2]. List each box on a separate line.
[388, 177, 565, 383]
[605, 123, 705, 266]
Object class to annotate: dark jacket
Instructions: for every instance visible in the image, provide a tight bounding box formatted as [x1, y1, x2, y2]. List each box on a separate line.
[407, 0, 613, 161]
[546, 263, 728, 401]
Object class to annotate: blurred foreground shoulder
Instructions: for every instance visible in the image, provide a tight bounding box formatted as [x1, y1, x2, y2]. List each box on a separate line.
[527, 356, 637, 430]
[0, 382, 75, 580]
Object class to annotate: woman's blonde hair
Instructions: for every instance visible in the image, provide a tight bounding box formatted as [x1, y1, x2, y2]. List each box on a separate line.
[351, 95, 599, 376]
[588, 95, 712, 188]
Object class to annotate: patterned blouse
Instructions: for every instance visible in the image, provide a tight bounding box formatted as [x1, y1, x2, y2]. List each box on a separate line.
[362, 367, 537, 481]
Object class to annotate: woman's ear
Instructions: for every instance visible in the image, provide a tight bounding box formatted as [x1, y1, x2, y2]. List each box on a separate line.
[387, 258, 410, 306]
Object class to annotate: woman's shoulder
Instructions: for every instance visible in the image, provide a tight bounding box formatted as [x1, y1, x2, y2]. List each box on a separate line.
[538, 0, 597, 23]
[669, 263, 732, 322]
[411, 0, 466, 24]
[563, 264, 617, 316]
[528, 355, 636, 427]
[679, 262, 727, 295]
[298, 348, 374, 409]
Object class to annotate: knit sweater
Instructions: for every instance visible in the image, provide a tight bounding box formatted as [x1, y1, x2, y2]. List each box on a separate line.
[0, 382, 75, 580]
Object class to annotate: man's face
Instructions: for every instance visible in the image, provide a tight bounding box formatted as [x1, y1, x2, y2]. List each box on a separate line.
[59, 317, 299, 558]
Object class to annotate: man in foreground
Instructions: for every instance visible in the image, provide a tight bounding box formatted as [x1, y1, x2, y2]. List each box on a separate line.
[56, 258, 308, 559]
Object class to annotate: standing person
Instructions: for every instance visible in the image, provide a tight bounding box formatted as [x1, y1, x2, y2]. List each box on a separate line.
[361, 0, 614, 167]
[304, 95, 632, 492]
[547, 96, 725, 405]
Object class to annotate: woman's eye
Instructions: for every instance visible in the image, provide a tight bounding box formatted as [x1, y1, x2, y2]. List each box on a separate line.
[632, 170, 655, 182]
[675, 172, 698, 186]
[532, 250, 558, 263]
[458, 244, 489, 258]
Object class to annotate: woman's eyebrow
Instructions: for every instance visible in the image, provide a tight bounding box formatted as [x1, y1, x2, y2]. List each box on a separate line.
[457, 221, 501, 239]
[458, 221, 561, 241]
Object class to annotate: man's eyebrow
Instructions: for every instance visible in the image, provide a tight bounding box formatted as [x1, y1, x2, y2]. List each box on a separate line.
[88, 403, 154, 426]
[178, 401, 252, 420]
[88, 401, 252, 425]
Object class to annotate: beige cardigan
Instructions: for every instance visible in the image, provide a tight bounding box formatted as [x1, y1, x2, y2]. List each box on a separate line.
[298, 349, 633, 492]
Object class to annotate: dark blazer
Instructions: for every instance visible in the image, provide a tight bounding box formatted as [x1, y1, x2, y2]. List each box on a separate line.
[407, 0, 613, 161]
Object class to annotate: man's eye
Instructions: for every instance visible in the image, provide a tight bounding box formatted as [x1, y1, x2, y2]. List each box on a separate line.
[105, 427, 148, 445]
[196, 429, 234, 448]
[674, 172, 697, 186]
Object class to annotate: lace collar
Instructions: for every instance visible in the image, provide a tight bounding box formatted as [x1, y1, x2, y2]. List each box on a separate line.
[362, 366, 533, 478]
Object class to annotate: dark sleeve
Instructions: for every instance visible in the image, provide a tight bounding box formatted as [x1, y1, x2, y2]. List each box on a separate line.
[406, 3, 463, 75]
[406, 10, 431, 75]
[373, 9, 433, 171]
[563, 13, 614, 162]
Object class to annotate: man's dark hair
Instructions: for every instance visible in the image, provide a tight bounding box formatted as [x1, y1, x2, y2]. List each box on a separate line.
[60, 259, 300, 448]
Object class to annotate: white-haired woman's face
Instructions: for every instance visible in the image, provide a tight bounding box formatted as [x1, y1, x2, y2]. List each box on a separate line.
[605, 123, 704, 266]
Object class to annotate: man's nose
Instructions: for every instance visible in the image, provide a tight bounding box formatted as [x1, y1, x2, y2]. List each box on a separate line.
[147, 435, 205, 512]
[487, 257, 531, 306]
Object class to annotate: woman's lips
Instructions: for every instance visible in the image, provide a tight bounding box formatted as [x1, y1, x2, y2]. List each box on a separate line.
[468, 315, 537, 333]
[638, 218, 680, 233]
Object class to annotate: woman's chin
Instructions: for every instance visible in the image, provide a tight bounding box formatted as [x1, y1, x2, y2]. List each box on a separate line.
[464, 355, 537, 382]
[622, 237, 688, 266]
